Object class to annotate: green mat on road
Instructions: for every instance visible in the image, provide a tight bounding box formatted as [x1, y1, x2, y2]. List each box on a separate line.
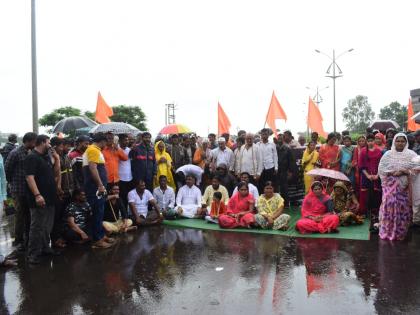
[163, 208, 370, 241]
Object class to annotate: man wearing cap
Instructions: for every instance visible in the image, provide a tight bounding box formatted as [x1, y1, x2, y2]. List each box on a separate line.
[210, 137, 234, 172]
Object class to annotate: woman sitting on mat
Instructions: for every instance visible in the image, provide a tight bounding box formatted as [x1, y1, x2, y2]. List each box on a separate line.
[218, 181, 255, 229]
[295, 181, 340, 234]
[330, 181, 364, 226]
[254, 181, 291, 230]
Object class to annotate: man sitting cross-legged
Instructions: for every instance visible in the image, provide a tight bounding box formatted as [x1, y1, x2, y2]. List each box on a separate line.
[103, 184, 137, 235]
[176, 175, 204, 218]
[128, 180, 162, 226]
[153, 175, 180, 219]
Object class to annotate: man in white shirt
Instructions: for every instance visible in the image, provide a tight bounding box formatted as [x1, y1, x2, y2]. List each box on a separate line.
[128, 180, 161, 226]
[258, 128, 278, 193]
[211, 138, 235, 172]
[232, 172, 260, 206]
[118, 134, 133, 208]
[176, 175, 203, 218]
[153, 175, 178, 219]
[234, 133, 263, 184]
[175, 164, 204, 187]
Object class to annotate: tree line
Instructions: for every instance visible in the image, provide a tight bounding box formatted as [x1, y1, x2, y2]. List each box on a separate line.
[39, 105, 147, 132]
[342, 96, 407, 133]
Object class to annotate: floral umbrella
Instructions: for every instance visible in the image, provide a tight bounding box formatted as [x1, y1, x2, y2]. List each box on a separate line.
[158, 124, 191, 135]
[307, 169, 350, 182]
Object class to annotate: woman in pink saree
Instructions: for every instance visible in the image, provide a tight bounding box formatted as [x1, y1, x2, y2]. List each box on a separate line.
[218, 181, 255, 229]
[296, 181, 340, 234]
[378, 133, 417, 241]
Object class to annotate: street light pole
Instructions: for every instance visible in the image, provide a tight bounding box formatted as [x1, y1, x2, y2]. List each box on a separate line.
[315, 48, 353, 134]
[31, 0, 39, 133]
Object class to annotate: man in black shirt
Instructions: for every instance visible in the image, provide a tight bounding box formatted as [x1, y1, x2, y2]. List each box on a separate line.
[63, 189, 92, 243]
[24, 135, 60, 264]
[276, 134, 296, 209]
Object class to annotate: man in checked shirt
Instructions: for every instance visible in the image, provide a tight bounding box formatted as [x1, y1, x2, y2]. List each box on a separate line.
[5, 132, 37, 251]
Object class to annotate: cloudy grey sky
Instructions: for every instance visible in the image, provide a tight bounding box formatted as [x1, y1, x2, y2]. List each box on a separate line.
[0, 0, 419, 136]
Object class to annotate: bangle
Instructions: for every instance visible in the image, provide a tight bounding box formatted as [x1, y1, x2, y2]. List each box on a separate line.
[34, 194, 41, 197]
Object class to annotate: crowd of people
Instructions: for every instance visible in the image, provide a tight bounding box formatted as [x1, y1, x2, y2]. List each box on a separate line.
[0, 126, 419, 265]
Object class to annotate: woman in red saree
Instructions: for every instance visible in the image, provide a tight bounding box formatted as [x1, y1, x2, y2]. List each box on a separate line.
[319, 133, 340, 171]
[218, 181, 255, 229]
[296, 181, 339, 234]
[352, 136, 366, 196]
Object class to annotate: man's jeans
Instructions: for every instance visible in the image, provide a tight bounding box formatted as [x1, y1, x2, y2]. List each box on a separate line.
[87, 195, 106, 242]
[27, 206, 55, 259]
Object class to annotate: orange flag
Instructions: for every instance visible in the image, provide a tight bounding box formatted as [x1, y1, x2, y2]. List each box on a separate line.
[407, 98, 420, 131]
[218, 102, 231, 135]
[265, 91, 287, 135]
[307, 97, 327, 138]
[95, 92, 113, 123]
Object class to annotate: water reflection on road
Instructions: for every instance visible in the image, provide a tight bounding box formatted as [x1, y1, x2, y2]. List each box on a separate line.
[1, 225, 420, 314]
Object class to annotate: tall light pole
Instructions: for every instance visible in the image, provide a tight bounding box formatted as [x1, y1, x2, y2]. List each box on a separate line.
[315, 49, 353, 133]
[306, 85, 329, 105]
[31, 0, 39, 133]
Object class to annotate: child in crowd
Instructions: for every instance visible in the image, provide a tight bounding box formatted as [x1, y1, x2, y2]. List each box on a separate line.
[205, 191, 226, 224]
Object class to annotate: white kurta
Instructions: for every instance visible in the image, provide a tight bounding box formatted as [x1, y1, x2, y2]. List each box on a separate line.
[176, 164, 204, 185]
[176, 185, 202, 218]
[234, 144, 263, 176]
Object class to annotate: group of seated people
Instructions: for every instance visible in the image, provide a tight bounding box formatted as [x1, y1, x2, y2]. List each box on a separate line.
[64, 169, 367, 242]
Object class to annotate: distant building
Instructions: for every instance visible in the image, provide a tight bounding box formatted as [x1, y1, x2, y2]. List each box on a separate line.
[411, 88, 420, 112]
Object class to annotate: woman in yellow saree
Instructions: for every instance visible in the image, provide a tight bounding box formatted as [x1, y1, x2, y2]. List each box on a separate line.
[302, 141, 320, 194]
[154, 141, 176, 189]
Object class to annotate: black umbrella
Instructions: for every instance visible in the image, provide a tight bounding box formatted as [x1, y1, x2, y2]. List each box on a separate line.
[369, 120, 400, 132]
[52, 116, 97, 134]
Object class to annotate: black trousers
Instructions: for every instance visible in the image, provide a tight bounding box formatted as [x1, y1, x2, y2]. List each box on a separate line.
[12, 194, 31, 246]
[119, 180, 134, 209]
[278, 171, 289, 207]
[27, 206, 55, 259]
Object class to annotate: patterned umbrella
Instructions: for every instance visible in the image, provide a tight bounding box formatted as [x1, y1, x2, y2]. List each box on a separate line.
[307, 169, 350, 182]
[369, 120, 400, 131]
[158, 124, 191, 135]
[52, 116, 97, 134]
[89, 122, 140, 134]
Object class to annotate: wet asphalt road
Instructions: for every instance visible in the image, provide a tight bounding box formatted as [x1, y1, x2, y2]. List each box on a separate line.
[1, 213, 420, 315]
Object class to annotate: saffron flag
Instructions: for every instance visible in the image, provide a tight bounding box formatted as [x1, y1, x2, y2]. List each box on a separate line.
[407, 98, 420, 131]
[218, 102, 231, 135]
[307, 97, 327, 138]
[265, 91, 287, 135]
[95, 92, 113, 123]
